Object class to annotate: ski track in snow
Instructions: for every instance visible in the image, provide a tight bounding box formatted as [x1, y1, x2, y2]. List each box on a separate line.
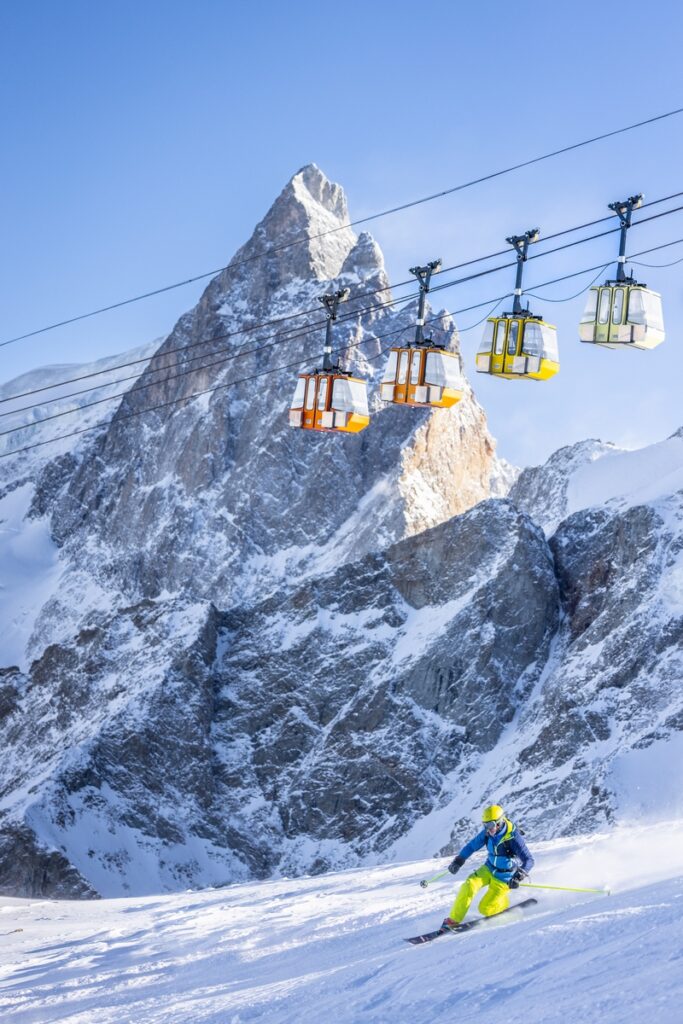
[1, 822, 682, 1024]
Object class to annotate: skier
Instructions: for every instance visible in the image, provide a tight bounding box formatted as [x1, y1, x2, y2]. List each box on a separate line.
[442, 804, 534, 930]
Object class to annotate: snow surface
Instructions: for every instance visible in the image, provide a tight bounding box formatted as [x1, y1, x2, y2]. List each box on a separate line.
[1, 822, 681, 1024]
[0, 340, 158, 472]
[566, 430, 683, 518]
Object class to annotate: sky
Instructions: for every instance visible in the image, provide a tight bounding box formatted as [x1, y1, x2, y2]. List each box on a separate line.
[1, 0, 682, 466]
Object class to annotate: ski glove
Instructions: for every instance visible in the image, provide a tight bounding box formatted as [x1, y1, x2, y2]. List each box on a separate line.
[448, 856, 465, 875]
[509, 868, 527, 889]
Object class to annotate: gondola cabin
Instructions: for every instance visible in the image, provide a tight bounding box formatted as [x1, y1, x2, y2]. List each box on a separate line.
[289, 371, 370, 433]
[476, 315, 559, 381]
[380, 346, 464, 407]
[579, 284, 664, 350]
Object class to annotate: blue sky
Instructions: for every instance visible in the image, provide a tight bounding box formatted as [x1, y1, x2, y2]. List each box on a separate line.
[1, 0, 682, 465]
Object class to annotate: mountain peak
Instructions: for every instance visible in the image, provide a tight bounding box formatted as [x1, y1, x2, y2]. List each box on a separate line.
[223, 165, 357, 288]
[289, 163, 349, 223]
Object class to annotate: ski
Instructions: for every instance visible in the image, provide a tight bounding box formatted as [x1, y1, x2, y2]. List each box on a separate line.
[404, 897, 538, 945]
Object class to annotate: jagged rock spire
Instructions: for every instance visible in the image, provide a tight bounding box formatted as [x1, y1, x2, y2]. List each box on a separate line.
[213, 164, 361, 300]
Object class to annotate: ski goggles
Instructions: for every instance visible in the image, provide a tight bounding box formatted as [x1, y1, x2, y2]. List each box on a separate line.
[483, 818, 505, 834]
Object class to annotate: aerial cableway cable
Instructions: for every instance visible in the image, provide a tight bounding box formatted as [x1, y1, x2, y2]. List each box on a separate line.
[2, 235, 682, 460]
[2, 106, 683, 349]
[524, 264, 612, 303]
[3, 192, 682, 407]
[6, 210, 683, 432]
[436, 189, 683, 277]
[3, 193, 683, 412]
[3, 216, 683, 429]
[0, 290, 419, 420]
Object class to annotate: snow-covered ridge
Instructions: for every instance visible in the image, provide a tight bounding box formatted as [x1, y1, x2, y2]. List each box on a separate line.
[566, 429, 683, 516]
[0, 340, 159, 476]
[510, 428, 683, 534]
[0, 483, 59, 670]
[0, 341, 160, 669]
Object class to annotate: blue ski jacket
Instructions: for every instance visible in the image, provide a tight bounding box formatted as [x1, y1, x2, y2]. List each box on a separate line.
[457, 819, 534, 883]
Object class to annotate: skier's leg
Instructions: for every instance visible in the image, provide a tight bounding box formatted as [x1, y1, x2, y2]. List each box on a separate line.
[448, 866, 490, 923]
[478, 876, 511, 917]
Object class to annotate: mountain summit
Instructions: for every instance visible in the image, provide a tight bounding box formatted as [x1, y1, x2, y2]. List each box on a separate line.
[209, 163, 372, 302]
[0, 166, 501, 896]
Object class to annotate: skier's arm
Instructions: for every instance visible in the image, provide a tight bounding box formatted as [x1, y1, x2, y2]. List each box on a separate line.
[511, 833, 534, 874]
[448, 828, 487, 873]
[458, 829, 487, 862]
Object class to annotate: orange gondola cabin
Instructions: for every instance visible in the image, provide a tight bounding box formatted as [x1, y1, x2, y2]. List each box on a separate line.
[380, 345, 464, 407]
[380, 258, 465, 409]
[289, 370, 370, 433]
[288, 287, 370, 434]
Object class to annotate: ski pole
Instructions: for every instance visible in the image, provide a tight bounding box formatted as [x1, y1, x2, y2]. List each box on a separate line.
[419, 869, 451, 889]
[519, 882, 611, 896]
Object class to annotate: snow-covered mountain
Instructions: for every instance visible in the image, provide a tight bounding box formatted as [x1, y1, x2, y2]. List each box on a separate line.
[0, 164, 681, 899]
[1, 822, 682, 1024]
[0, 342, 159, 476]
[0, 343, 157, 670]
[510, 427, 683, 535]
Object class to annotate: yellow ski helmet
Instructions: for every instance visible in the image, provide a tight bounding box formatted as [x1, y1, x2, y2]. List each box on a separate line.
[482, 804, 505, 823]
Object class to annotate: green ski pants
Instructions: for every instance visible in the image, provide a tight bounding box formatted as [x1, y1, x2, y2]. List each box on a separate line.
[448, 864, 510, 923]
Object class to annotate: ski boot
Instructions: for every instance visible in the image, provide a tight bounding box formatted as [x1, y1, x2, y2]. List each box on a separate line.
[441, 917, 461, 932]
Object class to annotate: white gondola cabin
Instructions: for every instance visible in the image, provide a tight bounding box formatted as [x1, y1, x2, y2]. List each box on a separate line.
[289, 371, 370, 433]
[579, 283, 664, 350]
[380, 345, 464, 407]
[476, 315, 559, 381]
[580, 194, 665, 351]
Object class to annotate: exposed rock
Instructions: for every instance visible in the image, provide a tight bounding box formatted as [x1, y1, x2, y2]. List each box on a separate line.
[450, 488, 683, 841]
[0, 823, 97, 899]
[0, 500, 557, 892]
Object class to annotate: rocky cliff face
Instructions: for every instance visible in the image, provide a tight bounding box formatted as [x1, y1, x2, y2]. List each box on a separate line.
[428, 430, 683, 849]
[0, 165, 681, 898]
[31, 163, 498, 656]
[0, 165, 504, 896]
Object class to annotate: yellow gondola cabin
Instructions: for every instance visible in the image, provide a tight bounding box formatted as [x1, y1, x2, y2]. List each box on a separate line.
[475, 228, 559, 381]
[476, 315, 559, 381]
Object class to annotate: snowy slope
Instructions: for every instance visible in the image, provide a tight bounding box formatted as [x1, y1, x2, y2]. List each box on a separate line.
[0, 343, 158, 670]
[565, 427, 683, 516]
[510, 428, 683, 535]
[0, 821, 681, 1024]
[0, 482, 60, 669]
[0, 341, 158, 473]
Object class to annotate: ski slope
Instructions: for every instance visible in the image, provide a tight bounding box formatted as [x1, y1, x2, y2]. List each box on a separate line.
[1, 822, 681, 1024]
